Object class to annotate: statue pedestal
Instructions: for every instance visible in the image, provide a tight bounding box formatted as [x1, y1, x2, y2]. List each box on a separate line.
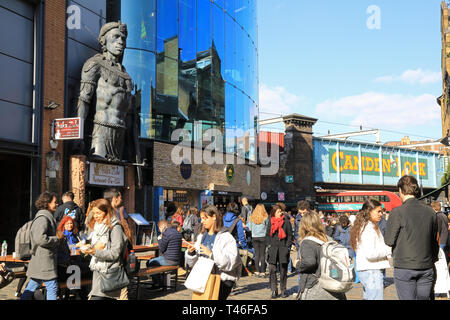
[70, 155, 87, 210]
[70, 155, 136, 215]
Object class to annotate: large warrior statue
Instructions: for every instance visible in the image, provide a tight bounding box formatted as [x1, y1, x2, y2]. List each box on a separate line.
[77, 21, 135, 162]
[75, 21, 143, 187]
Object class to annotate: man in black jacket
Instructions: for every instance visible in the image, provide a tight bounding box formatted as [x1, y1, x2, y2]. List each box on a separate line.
[384, 175, 439, 300]
[53, 191, 84, 232]
[430, 201, 449, 252]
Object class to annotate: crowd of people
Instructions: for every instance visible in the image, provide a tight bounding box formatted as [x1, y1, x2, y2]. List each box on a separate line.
[1, 175, 449, 301]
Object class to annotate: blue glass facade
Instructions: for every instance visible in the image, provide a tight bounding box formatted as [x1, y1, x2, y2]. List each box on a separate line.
[110, 0, 258, 161]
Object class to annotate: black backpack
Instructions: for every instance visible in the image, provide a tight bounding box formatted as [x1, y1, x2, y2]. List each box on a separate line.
[227, 217, 241, 242]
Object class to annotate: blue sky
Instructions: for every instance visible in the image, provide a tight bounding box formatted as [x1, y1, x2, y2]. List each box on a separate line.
[257, 0, 445, 144]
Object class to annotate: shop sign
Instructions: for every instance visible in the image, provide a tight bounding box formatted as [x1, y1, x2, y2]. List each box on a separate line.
[53, 117, 83, 140]
[285, 175, 294, 183]
[180, 159, 192, 180]
[278, 192, 285, 201]
[260, 192, 267, 200]
[328, 149, 428, 179]
[88, 162, 124, 186]
[225, 164, 235, 183]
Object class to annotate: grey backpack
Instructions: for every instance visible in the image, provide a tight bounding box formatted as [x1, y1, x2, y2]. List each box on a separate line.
[303, 236, 354, 293]
[14, 214, 51, 260]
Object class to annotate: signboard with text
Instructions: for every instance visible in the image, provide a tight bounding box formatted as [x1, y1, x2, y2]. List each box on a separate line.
[313, 138, 444, 188]
[88, 162, 124, 187]
[53, 117, 83, 140]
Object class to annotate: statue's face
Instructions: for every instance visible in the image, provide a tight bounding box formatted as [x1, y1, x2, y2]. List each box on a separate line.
[105, 28, 126, 57]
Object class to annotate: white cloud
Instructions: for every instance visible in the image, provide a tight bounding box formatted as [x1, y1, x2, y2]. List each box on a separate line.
[374, 68, 441, 85]
[259, 83, 305, 119]
[316, 92, 440, 129]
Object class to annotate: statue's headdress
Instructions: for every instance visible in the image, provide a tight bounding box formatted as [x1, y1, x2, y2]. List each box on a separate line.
[98, 21, 128, 52]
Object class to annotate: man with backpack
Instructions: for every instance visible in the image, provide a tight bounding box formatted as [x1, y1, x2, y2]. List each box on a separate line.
[240, 197, 253, 225]
[223, 202, 253, 273]
[21, 191, 63, 300]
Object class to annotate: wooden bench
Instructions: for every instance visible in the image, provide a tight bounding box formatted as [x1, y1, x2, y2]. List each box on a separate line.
[132, 265, 178, 299]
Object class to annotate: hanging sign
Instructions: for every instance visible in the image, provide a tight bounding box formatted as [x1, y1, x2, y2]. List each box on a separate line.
[53, 117, 83, 140]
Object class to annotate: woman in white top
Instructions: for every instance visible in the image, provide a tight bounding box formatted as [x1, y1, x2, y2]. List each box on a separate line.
[350, 198, 391, 300]
[185, 205, 242, 300]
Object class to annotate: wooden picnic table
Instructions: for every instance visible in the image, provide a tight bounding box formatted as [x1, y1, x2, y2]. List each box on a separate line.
[133, 244, 159, 253]
[0, 255, 28, 264]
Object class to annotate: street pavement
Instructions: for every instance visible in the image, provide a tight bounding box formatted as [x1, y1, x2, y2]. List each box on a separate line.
[0, 264, 409, 301]
[1, 259, 448, 301]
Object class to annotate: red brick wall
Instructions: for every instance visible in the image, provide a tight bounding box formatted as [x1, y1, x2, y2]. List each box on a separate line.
[41, 0, 66, 194]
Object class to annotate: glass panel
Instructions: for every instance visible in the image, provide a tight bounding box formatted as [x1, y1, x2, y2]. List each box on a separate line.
[213, 0, 225, 10]
[225, 0, 235, 19]
[123, 49, 156, 138]
[234, 25, 244, 89]
[224, 12, 236, 86]
[212, 4, 225, 79]
[157, 0, 178, 59]
[156, 54, 178, 140]
[212, 4, 226, 135]
[235, 0, 249, 31]
[120, 0, 156, 52]
[225, 83, 236, 154]
[248, 0, 257, 44]
[197, 0, 212, 123]
[252, 45, 258, 102]
[179, 0, 196, 132]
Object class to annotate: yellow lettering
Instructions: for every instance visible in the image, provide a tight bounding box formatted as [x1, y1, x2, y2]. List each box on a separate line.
[366, 157, 374, 171]
[353, 156, 360, 171]
[332, 152, 338, 172]
[339, 152, 344, 172]
[382, 158, 391, 173]
[343, 155, 354, 171]
[411, 162, 417, 175]
[419, 162, 426, 176]
[374, 157, 380, 172]
[361, 157, 366, 170]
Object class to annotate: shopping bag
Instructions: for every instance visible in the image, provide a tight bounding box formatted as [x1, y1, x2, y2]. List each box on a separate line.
[184, 256, 215, 293]
[192, 274, 221, 300]
[434, 248, 450, 296]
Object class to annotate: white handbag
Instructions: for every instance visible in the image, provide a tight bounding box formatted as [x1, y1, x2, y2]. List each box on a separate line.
[184, 256, 215, 293]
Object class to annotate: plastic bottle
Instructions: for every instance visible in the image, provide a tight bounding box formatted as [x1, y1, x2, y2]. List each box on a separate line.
[1, 240, 7, 257]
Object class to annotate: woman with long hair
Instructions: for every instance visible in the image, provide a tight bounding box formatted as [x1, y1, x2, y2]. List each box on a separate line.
[56, 216, 81, 299]
[266, 204, 293, 299]
[185, 205, 242, 300]
[80, 198, 128, 300]
[295, 211, 346, 300]
[171, 207, 185, 227]
[247, 204, 269, 277]
[350, 198, 391, 300]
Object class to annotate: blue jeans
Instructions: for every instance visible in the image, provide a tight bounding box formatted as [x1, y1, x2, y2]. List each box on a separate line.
[21, 278, 58, 300]
[394, 267, 435, 300]
[146, 255, 177, 268]
[358, 269, 384, 300]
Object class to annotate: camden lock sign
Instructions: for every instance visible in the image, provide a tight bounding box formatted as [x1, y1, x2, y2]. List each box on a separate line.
[88, 162, 125, 187]
[328, 149, 428, 179]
